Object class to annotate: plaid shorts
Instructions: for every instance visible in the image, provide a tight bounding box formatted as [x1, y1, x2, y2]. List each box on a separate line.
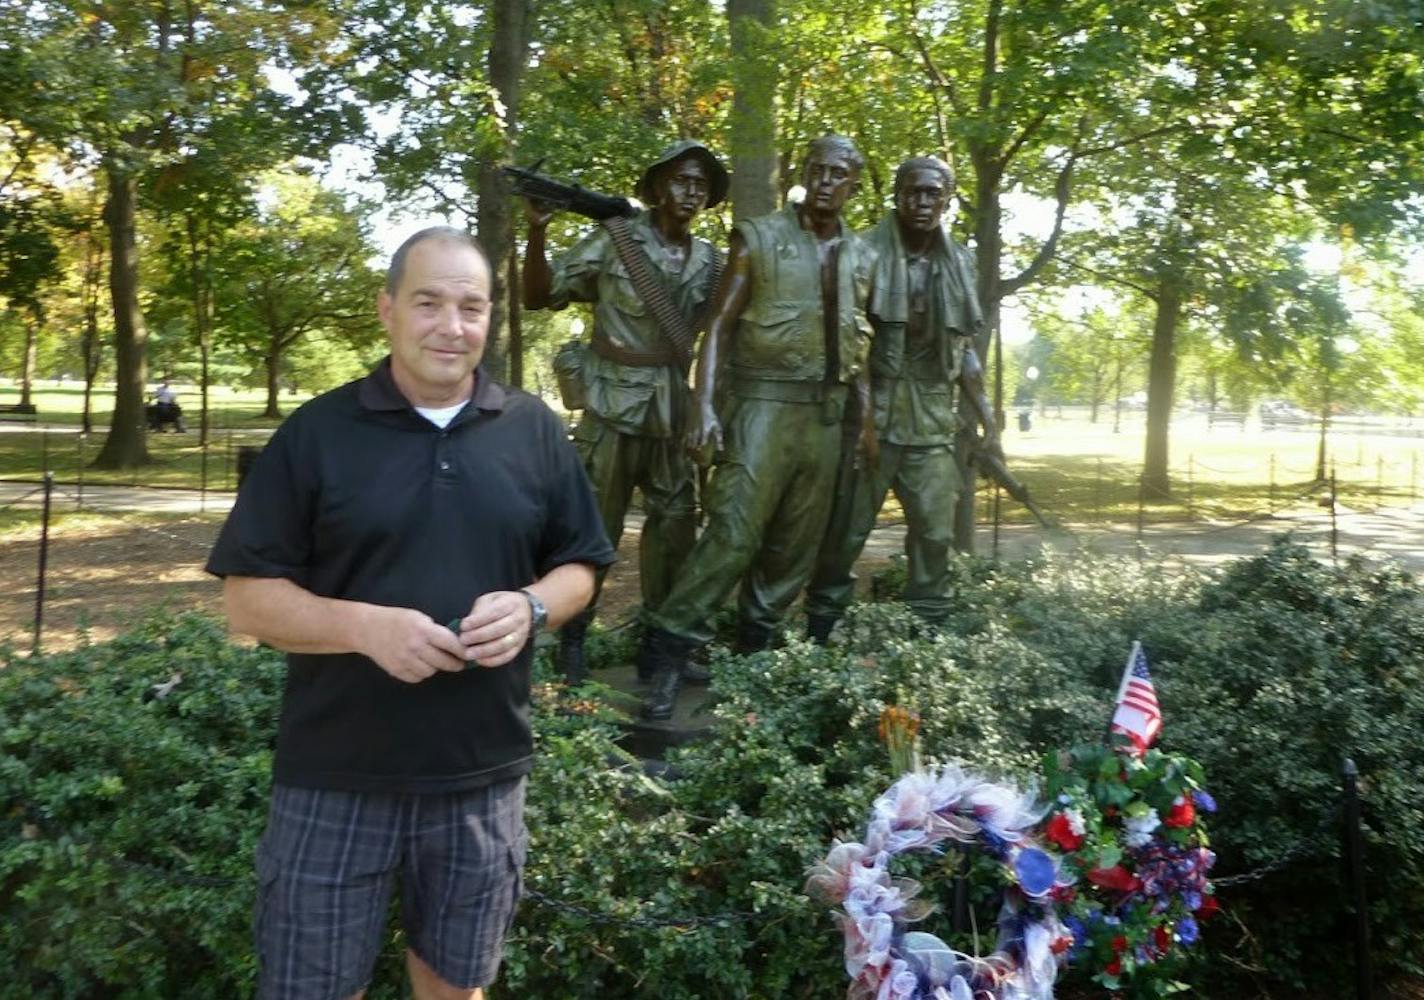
[254, 777, 528, 1000]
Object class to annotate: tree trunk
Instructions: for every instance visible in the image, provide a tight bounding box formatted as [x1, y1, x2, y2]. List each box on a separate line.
[19, 320, 36, 408]
[506, 248, 523, 389]
[80, 222, 104, 436]
[263, 347, 282, 418]
[186, 211, 213, 445]
[727, 0, 777, 220]
[1142, 278, 1182, 499]
[92, 162, 151, 469]
[475, 0, 530, 383]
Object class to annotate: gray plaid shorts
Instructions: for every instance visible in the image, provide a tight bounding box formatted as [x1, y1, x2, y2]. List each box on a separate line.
[254, 777, 528, 1000]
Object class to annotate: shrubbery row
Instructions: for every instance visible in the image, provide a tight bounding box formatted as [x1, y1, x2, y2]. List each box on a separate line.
[2, 538, 1420, 997]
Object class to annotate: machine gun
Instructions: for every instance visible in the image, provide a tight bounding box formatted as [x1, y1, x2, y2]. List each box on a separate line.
[966, 431, 1052, 528]
[502, 161, 636, 221]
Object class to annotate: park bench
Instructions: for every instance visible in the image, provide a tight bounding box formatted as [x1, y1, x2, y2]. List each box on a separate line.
[0, 403, 38, 422]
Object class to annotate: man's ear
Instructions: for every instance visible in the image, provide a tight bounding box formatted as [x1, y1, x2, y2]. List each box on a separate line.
[376, 289, 393, 330]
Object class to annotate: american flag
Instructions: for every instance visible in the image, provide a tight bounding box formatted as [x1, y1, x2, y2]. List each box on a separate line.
[1111, 641, 1161, 754]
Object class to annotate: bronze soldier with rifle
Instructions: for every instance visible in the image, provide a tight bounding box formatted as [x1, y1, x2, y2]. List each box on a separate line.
[519, 141, 728, 685]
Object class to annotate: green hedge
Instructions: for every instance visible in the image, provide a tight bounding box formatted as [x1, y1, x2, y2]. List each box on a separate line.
[2, 539, 1421, 997]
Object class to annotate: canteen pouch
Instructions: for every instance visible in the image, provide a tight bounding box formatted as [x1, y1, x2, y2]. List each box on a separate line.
[553, 339, 588, 411]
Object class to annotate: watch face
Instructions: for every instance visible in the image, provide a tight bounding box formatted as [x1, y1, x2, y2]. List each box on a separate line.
[524, 591, 547, 628]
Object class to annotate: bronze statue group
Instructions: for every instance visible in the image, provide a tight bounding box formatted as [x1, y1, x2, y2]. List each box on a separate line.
[522, 135, 1002, 722]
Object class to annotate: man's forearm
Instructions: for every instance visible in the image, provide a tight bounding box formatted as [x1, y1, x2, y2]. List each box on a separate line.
[522, 226, 554, 310]
[224, 576, 377, 655]
[524, 562, 597, 631]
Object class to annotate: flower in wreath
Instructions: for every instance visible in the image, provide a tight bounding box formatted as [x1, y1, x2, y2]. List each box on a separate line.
[1040, 744, 1217, 992]
[811, 765, 1072, 1000]
[1044, 809, 1085, 852]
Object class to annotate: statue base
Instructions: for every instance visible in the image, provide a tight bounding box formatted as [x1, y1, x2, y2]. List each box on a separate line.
[595, 662, 718, 760]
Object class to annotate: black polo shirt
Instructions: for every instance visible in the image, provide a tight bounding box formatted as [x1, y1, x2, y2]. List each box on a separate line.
[207, 359, 614, 794]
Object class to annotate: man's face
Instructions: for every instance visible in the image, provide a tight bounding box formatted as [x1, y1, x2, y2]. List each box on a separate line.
[895, 167, 950, 234]
[378, 238, 491, 404]
[655, 157, 711, 224]
[802, 148, 859, 215]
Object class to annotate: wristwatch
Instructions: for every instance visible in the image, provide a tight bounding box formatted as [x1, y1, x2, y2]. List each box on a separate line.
[521, 589, 548, 632]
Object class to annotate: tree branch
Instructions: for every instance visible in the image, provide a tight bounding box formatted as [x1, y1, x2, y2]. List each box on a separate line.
[1001, 119, 1089, 298]
[1058, 256, 1159, 301]
[1076, 120, 1196, 159]
[904, 0, 966, 118]
[1000, 106, 1051, 172]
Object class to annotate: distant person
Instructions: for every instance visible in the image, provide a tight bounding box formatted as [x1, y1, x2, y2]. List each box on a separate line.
[521, 140, 729, 686]
[207, 227, 614, 1000]
[150, 381, 185, 432]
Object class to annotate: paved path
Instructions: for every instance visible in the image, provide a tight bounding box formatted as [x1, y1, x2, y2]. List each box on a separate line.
[3, 480, 1421, 575]
[0, 479, 234, 515]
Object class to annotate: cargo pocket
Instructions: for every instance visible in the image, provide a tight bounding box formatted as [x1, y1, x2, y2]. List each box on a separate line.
[504, 827, 530, 935]
[252, 836, 283, 939]
[586, 375, 657, 433]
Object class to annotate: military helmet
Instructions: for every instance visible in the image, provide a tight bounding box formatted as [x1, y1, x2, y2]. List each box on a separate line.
[636, 140, 730, 209]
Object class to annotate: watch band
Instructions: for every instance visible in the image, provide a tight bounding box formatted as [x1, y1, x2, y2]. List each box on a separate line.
[521, 589, 548, 632]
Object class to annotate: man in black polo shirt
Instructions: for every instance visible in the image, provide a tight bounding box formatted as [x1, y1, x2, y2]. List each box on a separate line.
[207, 227, 613, 1000]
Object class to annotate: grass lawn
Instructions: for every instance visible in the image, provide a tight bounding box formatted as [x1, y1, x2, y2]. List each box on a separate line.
[0, 382, 305, 491]
[3, 382, 1421, 523]
[937, 406, 1422, 526]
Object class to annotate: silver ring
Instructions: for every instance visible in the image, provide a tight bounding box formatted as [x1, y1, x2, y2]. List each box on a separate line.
[505, 633, 517, 648]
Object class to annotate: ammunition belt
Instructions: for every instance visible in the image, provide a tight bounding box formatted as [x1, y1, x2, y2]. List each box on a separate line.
[590, 332, 679, 367]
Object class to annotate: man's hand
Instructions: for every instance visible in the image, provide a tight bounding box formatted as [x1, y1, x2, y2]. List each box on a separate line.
[456, 591, 534, 668]
[686, 400, 723, 466]
[356, 606, 468, 684]
[523, 196, 558, 230]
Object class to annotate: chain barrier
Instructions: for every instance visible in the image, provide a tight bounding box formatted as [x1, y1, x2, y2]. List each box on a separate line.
[8, 821, 771, 930]
[1211, 801, 1343, 888]
[0, 484, 47, 512]
[12, 788, 1348, 927]
[521, 888, 764, 930]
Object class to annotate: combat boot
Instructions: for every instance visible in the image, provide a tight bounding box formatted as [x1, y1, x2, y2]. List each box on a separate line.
[558, 611, 593, 686]
[636, 628, 709, 686]
[641, 628, 698, 721]
[733, 619, 774, 655]
[806, 612, 839, 646]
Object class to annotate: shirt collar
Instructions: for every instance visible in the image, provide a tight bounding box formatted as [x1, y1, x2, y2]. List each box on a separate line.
[357, 356, 507, 414]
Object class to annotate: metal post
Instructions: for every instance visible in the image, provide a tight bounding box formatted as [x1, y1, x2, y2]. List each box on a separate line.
[1186, 455, 1195, 520]
[200, 436, 208, 514]
[1342, 759, 1373, 1000]
[1095, 458, 1103, 523]
[992, 485, 1002, 562]
[1269, 453, 1277, 512]
[224, 426, 234, 491]
[41, 427, 49, 475]
[1330, 464, 1339, 565]
[76, 433, 84, 510]
[950, 849, 970, 936]
[1136, 474, 1146, 553]
[33, 472, 53, 656]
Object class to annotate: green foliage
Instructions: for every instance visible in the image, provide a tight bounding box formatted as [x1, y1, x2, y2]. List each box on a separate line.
[3, 544, 1423, 996]
[0, 612, 281, 999]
